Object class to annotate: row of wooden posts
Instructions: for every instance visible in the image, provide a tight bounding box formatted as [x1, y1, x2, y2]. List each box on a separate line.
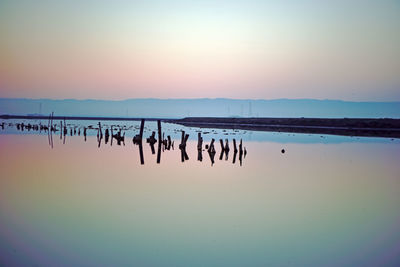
[7, 116, 247, 165]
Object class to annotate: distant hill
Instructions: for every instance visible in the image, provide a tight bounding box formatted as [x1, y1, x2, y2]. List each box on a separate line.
[0, 98, 399, 118]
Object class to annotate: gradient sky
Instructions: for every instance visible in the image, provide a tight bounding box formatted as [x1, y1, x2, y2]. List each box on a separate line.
[0, 0, 399, 100]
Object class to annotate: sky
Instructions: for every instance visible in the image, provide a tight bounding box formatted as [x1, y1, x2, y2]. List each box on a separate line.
[0, 0, 399, 101]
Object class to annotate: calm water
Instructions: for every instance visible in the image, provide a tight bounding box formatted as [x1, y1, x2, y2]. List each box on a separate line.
[1, 120, 400, 266]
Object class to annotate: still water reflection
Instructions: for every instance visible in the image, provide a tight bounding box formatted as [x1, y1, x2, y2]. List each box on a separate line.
[0, 120, 400, 266]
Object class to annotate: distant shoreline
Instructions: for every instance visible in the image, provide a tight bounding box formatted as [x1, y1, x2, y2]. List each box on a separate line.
[170, 117, 400, 138]
[1, 114, 400, 138]
[0, 114, 165, 121]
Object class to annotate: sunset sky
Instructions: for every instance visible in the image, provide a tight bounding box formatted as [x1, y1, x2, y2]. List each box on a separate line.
[0, 0, 399, 101]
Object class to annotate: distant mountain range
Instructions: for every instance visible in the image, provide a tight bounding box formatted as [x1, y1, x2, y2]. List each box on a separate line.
[0, 98, 399, 118]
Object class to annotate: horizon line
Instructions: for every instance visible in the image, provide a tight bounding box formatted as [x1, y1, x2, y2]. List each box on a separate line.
[1, 97, 400, 103]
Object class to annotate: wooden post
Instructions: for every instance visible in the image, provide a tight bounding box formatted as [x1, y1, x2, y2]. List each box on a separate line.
[197, 133, 203, 150]
[239, 139, 243, 166]
[219, 139, 224, 151]
[224, 139, 230, 152]
[60, 121, 63, 139]
[157, 120, 162, 163]
[167, 135, 172, 150]
[139, 119, 145, 139]
[233, 139, 238, 153]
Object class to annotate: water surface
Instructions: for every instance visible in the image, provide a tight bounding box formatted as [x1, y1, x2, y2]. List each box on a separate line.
[0, 120, 399, 266]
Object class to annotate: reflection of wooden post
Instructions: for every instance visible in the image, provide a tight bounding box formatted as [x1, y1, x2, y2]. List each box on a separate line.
[157, 120, 162, 164]
[219, 148, 224, 160]
[207, 138, 216, 166]
[239, 139, 243, 166]
[233, 139, 238, 153]
[198, 149, 203, 161]
[208, 139, 215, 153]
[139, 142, 144, 165]
[232, 149, 237, 164]
[224, 139, 230, 152]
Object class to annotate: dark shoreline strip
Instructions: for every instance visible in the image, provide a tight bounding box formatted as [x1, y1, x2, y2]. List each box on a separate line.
[2, 114, 400, 138]
[0, 115, 169, 121]
[169, 117, 400, 138]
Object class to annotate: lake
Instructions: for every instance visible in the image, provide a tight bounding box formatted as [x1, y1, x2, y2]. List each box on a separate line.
[1, 119, 400, 266]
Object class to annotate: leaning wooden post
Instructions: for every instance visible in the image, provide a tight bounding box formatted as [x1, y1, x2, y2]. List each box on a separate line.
[180, 131, 185, 148]
[139, 119, 145, 139]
